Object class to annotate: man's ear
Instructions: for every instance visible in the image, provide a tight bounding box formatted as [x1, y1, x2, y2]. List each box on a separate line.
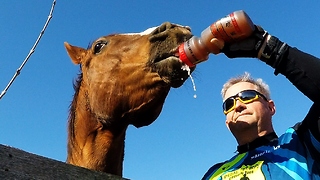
[225, 119, 230, 130]
[64, 42, 87, 65]
[268, 100, 276, 116]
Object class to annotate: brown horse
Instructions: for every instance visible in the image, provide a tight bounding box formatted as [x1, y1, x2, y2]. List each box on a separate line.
[64, 22, 194, 176]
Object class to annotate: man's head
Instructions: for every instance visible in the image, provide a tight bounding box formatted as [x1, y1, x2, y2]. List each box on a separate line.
[221, 72, 276, 145]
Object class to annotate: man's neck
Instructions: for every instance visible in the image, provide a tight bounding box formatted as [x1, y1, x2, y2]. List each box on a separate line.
[236, 130, 271, 145]
[237, 132, 278, 153]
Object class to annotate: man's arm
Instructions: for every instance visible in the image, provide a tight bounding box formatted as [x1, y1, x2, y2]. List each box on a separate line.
[275, 47, 320, 103]
[221, 25, 320, 156]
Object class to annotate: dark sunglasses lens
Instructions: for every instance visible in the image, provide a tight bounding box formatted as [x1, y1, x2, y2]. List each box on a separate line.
[224, 98, 235, 111]
[239, 91, 257, 101]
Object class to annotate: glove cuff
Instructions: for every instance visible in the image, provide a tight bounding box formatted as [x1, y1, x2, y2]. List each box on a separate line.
[258, 35, 289, 74]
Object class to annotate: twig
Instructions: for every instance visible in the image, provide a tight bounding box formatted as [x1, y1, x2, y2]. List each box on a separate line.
[0, 0, 57, 100]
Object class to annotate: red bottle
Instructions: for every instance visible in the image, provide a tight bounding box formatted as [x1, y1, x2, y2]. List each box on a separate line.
[179, 10, 255, 67]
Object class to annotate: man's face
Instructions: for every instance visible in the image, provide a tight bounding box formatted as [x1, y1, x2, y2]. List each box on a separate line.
[223, 82, 275, 135]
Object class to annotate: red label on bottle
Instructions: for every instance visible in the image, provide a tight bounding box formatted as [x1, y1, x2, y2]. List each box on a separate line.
[178, 44, 195, 67]
[210, 23, 231, 41]
[230, 12, 242, 34]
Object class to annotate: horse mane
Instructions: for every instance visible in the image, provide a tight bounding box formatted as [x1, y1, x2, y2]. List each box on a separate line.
[68, 71, 83, 147]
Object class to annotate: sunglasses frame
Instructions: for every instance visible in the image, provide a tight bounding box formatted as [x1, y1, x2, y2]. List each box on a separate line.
[223, 90, 268, 114]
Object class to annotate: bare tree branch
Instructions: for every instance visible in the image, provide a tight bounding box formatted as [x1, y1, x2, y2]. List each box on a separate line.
[0, 0, 57, 100]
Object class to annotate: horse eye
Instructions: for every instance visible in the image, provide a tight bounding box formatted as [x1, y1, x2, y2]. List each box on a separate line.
[93, 41, 108, 54]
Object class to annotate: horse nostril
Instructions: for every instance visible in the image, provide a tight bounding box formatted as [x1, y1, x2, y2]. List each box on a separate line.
[149, 22, 192, 43]
[154, 22, 173, 34]
[149, 22, 174, 42]
[159, 22, 174, 32]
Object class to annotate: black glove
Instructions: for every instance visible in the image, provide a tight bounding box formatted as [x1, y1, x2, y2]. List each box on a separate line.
[221, 25, 289, 74]
[221, 25, 267, 58]
[222, 25, 289, 71]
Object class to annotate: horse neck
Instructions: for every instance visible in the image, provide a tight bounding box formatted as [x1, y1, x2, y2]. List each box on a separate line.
[67, 83, 127, 176]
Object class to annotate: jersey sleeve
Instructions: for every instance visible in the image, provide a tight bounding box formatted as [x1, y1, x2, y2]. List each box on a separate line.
[296, 103, 320, 162]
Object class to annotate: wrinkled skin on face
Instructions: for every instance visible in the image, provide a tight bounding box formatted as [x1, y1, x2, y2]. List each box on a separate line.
[65, 22, 194, 129]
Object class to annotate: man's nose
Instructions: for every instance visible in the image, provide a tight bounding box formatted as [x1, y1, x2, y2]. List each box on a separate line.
[234, 99, 246, 112]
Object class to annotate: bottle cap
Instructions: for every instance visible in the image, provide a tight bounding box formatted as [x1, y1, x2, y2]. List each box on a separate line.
[178, 44, 196, 67]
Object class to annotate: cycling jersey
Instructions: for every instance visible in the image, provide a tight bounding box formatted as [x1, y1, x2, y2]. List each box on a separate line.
[202, 123, 320, 179]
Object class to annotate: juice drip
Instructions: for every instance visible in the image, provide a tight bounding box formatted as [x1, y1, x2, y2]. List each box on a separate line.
[181, 64, 197, 98]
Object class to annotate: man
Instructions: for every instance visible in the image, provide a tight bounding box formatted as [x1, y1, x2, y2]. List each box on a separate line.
[202, 25, 320, 179]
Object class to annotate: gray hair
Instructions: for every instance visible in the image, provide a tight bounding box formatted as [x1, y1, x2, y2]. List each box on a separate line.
[221, 72, 271, 100]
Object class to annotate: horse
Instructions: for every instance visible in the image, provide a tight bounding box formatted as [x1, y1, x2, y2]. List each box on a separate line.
[64, 22, 194, 176]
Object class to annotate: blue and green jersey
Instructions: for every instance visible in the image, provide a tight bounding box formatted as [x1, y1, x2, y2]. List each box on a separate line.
[202, 125, 320, 180]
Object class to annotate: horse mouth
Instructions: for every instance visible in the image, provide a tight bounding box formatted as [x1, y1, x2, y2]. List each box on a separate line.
[151, 43, 195, 88]
[152, 46, 180, 63]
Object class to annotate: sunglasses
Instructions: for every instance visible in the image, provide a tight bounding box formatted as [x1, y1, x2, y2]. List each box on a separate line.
[222, 90, 268, 114]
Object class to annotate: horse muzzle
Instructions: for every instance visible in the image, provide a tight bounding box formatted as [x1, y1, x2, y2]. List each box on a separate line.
[148, 22, 195, 88]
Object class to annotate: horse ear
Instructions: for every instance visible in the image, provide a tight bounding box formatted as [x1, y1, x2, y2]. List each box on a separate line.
[64, 42, 87, 64]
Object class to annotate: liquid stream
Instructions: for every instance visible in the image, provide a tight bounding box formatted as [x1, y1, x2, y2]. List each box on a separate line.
[181, 64, 197, 98]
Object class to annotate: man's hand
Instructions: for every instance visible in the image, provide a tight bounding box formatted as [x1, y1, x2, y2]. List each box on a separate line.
[221, 25, 268, 59]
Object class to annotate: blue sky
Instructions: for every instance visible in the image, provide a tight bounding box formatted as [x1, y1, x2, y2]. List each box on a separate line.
[1, 1, 319, 179]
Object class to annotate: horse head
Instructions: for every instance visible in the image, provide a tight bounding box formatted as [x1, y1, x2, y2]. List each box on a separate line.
[65, 22, 193, 128]
[64, 22, 194, 175]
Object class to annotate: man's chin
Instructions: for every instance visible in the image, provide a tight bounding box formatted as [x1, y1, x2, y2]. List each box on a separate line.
[229, 120, 252, 131]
